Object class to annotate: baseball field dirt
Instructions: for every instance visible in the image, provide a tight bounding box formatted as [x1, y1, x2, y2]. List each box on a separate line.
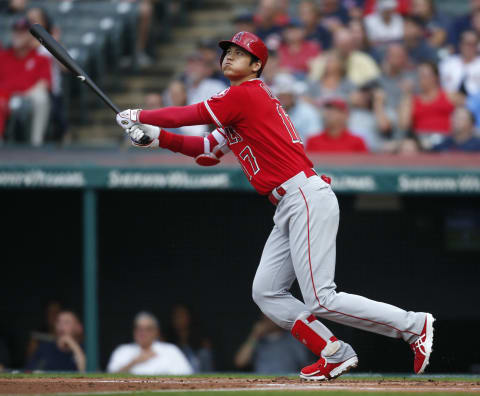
[1, 375, 480, 395]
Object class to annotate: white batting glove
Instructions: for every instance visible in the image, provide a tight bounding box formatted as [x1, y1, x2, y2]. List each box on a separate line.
[127, 123, 160, 147]
[116, 108, 142, 130]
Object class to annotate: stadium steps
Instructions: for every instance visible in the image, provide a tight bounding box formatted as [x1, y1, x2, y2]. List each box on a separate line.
[67, 1, 236, 146]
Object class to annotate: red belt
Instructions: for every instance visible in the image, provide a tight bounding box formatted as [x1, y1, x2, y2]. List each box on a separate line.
[268, 170, 331, 206]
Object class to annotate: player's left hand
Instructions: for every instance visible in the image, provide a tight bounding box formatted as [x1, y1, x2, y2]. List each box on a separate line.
[127, 124, 160, 147]
[116, 108, 142, 130]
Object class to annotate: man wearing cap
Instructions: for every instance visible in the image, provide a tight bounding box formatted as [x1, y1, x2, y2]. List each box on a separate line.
[0, 17, 52, 144]
[306, 98, 368, 152]
[364, 0, 404, 47]
[272, 73, 321, 142]
[116, 31, 435, 381]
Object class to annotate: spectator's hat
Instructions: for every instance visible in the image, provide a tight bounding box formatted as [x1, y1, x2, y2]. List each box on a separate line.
[12, 17, 31, 31]
[377, 0, 397, 11]
[323, 98, 348, 112]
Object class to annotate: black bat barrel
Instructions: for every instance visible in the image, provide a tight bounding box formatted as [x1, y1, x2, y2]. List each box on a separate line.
[30, 24, 120, 114]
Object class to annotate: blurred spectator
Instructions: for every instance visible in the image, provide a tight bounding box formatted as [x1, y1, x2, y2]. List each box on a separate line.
[117, 0, 155, 68]
[0, 337, 10, 371]
[466, 89, 480, 128]
[318, 0, 350, 32]
[298, 0, 332, 50]
[234, 315, 311, 374]
[433, 107, 480, 151]
[364, 0, 404, 49]
[348, 82, 384, 151]
[410, 0, 450, 49]
[165, 80, 187, 107]
[277, 21, 321, 76]
[165, 304, 214, 373]
[160, 80, 205, 136]
[184, 53, 227, 105]
[26, 300, 62, 359]
[448, 0, 480, 49]
[307, 51, 355, 103]
[27, 7, 67, 142]
[253, 0, 289, 49]
[349, 19, 382, 63]
[144, 92, 163, 110]
[469, 10, 480, 47]
[378, 43, 417, 132]
[233, 11, 256, 34]
[440, 31, 480, 97]
[0, 18, 51, 145]
[363, 0, 411, 15]
[181, 53, 226, 136]
[260, 50, 280, 85]
[403, 16, 439, 64]
[306, 98, 368, 152]
[107, 311, 193, 375]
[271, 73, 321, 142]
[26, 311, 85, 372]
[309, 29, 380, 86]
[399, 62, 456, 149]
[0, 0, 28, 14]
[384, 135, 422, 154]
[196, 38, 227, 84]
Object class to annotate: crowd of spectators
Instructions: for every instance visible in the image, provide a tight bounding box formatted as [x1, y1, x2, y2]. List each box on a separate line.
[0, 301, 320, 374]
[153, 0, 480, 154]
[2, 0, 480, 154]
[0, 302, 214, 374]
[0, 0, 158, 145]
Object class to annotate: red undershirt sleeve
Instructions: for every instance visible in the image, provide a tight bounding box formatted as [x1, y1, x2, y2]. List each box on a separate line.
[158, 129, 223, 158]
[139, 103, 213, 128]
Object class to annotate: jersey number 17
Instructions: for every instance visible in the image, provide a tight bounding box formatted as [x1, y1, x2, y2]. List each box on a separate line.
[260, 82, 302, 144]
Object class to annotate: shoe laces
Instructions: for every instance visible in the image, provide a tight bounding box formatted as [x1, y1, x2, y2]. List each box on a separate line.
[412, 333, 427, 356]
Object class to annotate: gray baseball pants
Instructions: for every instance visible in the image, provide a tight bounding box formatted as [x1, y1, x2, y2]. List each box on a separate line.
[252, 173, 426, 358]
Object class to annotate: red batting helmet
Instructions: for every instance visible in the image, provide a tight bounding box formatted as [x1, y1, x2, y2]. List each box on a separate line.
[219, 31, 268, 75]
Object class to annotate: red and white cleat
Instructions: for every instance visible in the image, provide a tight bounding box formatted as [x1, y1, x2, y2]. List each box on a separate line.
[300, 355, 358, 381]
[410, 313, 435, 374]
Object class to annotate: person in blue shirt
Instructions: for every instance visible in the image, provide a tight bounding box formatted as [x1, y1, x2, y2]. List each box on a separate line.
[433, 107, 480, 152]
[25, 311, 85, 372]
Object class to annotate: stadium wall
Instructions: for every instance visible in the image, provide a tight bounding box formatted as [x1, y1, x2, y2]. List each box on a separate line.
[1, 189, 479, 373]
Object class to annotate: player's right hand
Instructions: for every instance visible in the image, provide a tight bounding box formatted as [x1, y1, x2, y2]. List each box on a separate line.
[127, 123, 160, 148]
[116, 108, 142, 130]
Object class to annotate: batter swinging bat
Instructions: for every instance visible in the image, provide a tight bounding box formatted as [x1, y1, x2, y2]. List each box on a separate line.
[29, 23, 120, 114]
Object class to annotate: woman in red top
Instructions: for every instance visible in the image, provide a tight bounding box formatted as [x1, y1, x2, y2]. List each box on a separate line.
[398, 61, 456, 148]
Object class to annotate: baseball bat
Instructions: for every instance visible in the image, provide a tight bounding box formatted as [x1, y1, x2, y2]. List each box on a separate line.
[30, 23, 121, 114]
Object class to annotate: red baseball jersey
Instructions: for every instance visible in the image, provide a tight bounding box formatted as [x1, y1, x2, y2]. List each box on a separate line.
[0, 48, 52, 94]
[200, 79, 314, 195]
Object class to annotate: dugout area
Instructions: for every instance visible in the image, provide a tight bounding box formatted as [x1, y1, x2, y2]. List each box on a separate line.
[0, 149, 480, 374]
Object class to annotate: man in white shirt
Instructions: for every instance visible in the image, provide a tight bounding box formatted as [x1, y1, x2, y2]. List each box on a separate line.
[107, 312, 193, 375]
[440, 30, 480, 96]
[364, 0, 404, 47]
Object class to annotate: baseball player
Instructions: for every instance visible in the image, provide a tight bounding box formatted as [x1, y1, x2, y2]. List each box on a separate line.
[116, 32, 434, 380]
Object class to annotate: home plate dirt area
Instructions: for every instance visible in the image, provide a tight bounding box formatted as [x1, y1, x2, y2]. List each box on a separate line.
[1, 376, 480, 394]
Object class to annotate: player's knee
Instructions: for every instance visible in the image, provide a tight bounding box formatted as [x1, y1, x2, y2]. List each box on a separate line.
[251, 283, 265, 307]
[252, 278, 270, 308]
[308, 288, 336, 311]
